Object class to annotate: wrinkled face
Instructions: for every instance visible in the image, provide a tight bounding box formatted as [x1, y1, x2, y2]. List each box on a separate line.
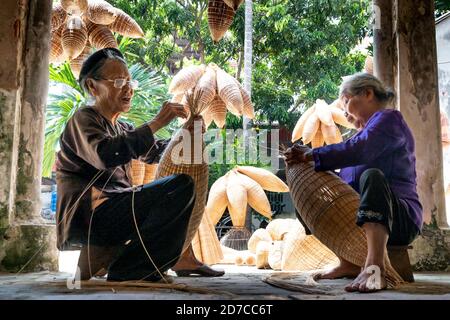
[87, 59, 134, 113]
[340, 89, 373, 129]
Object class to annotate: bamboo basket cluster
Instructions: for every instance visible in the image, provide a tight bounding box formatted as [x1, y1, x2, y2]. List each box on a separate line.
[292, 99, 355, 147]
[169, 63, 255, 128]
[208, 0, 244, 42]
[206, 166, 289, 228]
[49, 0, 144, 77]
[286, 161, 404, 287]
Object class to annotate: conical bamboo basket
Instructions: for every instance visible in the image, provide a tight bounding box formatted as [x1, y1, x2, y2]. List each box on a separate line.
[155, 93, 209, 251]
[62, 16, 88, 60]
[51, 3, 67, 31]
[205, 175, 228, 226]
[131, 159, 145, 186]
[286, 161, 404, 287]
[192, 211, 224, 265]
[216, 68, 243, 116]
[61, 0, 88, 15]
[50, 27, 65, 64]
[282, 234, 339, 271]
[87, 21, 118, 49]
[208, 0, 236, 42]
[223, 0, 244, 10]
[70, 44, 92, 78]
[208, 95, 227, 128]
[226, 170, 247, 227]
[87, 0, 118, 25]
[169, 65, 206, 94]
[194, 66, 217, 108]
[109, 8, 145, 38]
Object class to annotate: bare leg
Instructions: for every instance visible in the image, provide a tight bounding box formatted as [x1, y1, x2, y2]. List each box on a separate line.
[316, 256, 361, 280]
[345, 222, 388, 293]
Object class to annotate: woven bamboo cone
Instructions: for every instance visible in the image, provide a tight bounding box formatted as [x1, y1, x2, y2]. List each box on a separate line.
[286, 161, 404, 287]
[61, 0, 88, 15]
[248, 228, 272, 254]
[192, 211, 224, 265]
[205, 175, 228, 226]
[87, 0, 118, 25]
[143, 164, 158, 184]
[62, 16, 88, 60]
[292, 105, 316, 143]
[240, 87, 255, 119]
[266, 219, 292, 241]
[208, 96, 227, 128]
[302, 112, 320, 145]
[86, 21, 118, 49]
[365, 55, 374, 75]
[223, 0, 244, 10]
[195, 66, 217, 108]
[155, 92, 209, 250]
[208, 0, 236, 42]
[315, 99, 334, 126]
[51, 3, 67, 31]
[110, 9, 145, 38]
[169, 65, 206, 94]
[330, 106, 354, 128]
[226, 170, 247, 227]
[234, 170, 272, 219]
[50, 27, 65, 64]
[131, 159, 145, 186]
[216, 68, 243, 116]
[236, 166, 289, 193]
[321, 122, 337, 145]
[311, 128, 324, 148]
[70, 44, 92, 78]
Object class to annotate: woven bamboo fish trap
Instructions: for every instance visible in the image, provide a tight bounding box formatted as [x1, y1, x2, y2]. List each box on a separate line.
[226, 170, 247, 227]
[207, 96, 227, 128]
[109, 9, 144, 38]
[131, 159, 145, 186]
[266, 218, 292, 241]
[208, 0, 236, 42]
[216, 68, 243, 116]
[194, 66, 217, 108]
[236, 166, 289, 193]
[286, 161, 404, 286]
[155, 93, 209, 250]
[70, 44, 92, 77]
[248, 228, 272, 254]
[240, 87, 255, 119]
[87, 21, 118, 49]
[169, 65, 206, 94]
[62, 16, 88, 60]
[87, 0, 118, 25]
[143, 163, 158, 184]
[282, 234, 339, 271]
[192, 211, 224, 265]
[50, 27, 65, 64]
[235, 170, 272, 219]
[223, 0, 244, 10]
[51, 3, 67, 31]
[61, 0, 88, 15]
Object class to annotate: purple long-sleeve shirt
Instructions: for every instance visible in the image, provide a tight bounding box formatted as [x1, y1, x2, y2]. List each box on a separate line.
[312, 109, 423, 231]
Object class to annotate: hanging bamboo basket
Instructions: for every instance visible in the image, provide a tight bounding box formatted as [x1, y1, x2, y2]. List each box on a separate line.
[109, 8, 145, 38]
[208, 0, 236, 42]
[51, 3, 67, 31]
[50, 26, 65, 64]
[62, 16, 88, 60]
[60, 0, 88, 15]
[70, 44, 92, 78]
[86, 21, 118, 49]
[286, 161, 404, 287]
[207, 96, 227, 128]
[87, 0, 118, 25]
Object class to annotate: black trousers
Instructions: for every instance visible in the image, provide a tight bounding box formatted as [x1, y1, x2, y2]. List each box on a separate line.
[88, 174, 195, 281]
[357, 168, 419, 246]
[295, 168, 419, 246]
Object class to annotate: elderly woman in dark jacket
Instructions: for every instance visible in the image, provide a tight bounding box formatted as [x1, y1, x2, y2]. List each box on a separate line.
[56, 48, 222, 282]
[285, 73, 422, 293]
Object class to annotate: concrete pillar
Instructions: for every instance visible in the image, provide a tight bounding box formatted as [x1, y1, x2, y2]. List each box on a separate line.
[373, 0, 395, 91]
[0, 0, 57, 272]
[395, 0, 450, 270]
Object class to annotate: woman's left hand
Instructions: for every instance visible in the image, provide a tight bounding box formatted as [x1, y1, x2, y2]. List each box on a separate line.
[284, 144, 313, 165]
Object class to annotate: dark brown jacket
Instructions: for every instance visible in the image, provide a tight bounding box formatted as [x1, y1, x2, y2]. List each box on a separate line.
[55, 106, 167, 250]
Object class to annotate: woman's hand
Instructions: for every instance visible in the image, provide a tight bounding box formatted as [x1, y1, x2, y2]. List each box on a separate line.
[284, 144, 314, 166]
[148, 101, 188, 133]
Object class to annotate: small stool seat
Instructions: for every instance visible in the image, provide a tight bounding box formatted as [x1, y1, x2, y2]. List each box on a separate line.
[387, 245, 414, 283]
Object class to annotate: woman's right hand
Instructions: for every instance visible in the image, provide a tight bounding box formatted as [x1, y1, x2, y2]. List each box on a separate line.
[148, 101, 188, 133]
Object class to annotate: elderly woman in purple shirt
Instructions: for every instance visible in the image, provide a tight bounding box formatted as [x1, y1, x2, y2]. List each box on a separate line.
[285, 73, 422, 293]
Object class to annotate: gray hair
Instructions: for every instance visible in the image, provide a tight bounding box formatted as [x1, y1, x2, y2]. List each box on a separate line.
[79, 48, 127, 96]
[339, 72, 396, 106]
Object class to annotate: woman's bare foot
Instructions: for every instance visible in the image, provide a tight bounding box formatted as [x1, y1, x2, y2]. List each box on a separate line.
[172, 245, 204, 271]
[316, 257, 361, 280]
[345, 265, 387, 293]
